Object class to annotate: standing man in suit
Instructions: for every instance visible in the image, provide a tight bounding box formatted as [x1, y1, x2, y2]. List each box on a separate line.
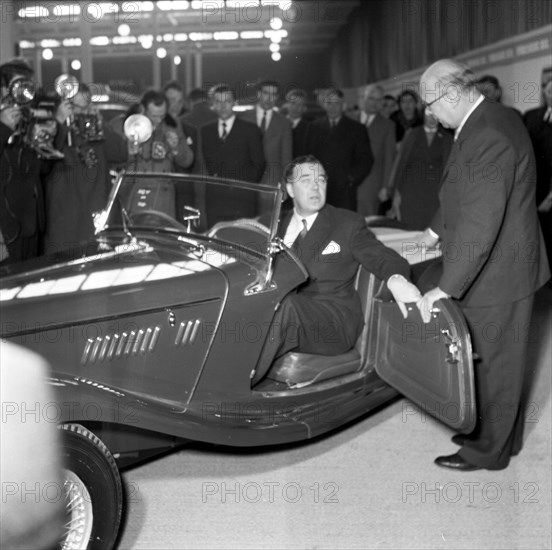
[284, 88, 310, 158]
[200, 84, 265, 221]
[417, 59, 550, 471]
[163, 81, 198, 174]
[253, 155, 422, 383]
[350, 84, 397, 216]
[523, 77, 552, 274]
[240, 79, 292, 186]
[304, 88, 373, 211]
[0, 59, 44, 264]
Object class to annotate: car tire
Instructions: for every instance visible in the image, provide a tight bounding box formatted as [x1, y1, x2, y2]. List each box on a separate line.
[59, 423, 123, 550]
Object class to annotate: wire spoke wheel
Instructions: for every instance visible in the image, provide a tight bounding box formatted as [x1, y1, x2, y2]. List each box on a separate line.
[61, 470, 94, 550]
[58, 424, 123, 550]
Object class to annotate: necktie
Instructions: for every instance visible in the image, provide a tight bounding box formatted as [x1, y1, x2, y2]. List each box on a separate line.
[260, 110, 267, 133]
[425, 128, 437, 146]
[292, 218, 308, 250]
[544, 106, 552, 123]
[221, 121, 227, 141]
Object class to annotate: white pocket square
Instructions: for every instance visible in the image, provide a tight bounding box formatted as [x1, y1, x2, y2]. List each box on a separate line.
[322, 241, 340, 255]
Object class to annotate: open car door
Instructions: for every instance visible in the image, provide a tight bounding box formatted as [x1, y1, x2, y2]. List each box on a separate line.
[373, 298, 476, 433]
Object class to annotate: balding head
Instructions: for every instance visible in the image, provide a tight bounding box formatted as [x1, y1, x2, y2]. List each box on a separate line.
[360, 84, 384, 115]
[419, 58, 481, 129]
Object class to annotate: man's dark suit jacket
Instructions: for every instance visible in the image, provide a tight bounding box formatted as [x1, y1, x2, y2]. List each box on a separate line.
[200, 118, 265, 223]
[430, 98, 550, 469]
[201, 117, 265, 183]
[430, 99, 549, 307]
[290, 117, 310, 158]
[523, 105, 552, 204]
[304, 116, 373, 211]
[523, 104, 552, 271]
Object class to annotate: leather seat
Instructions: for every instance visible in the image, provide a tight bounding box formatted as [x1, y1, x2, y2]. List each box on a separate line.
[266, 267, 386, 388]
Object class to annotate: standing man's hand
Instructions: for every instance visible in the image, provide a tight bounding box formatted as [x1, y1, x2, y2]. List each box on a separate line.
[387, 274, 423, 319]
[417, 287, 450, 323]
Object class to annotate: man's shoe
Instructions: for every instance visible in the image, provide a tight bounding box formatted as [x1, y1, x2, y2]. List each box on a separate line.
[451, 434, 467, 445]
[434, 452, 482, 471]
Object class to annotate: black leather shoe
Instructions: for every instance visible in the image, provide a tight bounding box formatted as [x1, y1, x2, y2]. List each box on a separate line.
[451, 434, 467, 445]
[434, 452, 482, 471]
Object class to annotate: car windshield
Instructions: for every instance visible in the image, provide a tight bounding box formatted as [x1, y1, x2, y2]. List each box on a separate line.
[101, 172, 282, 251]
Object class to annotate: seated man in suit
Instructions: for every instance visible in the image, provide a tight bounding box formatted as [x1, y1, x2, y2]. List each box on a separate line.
[253, 155, 422, 383]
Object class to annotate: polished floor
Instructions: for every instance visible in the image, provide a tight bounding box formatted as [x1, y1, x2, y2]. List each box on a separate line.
[118, 286, 552, 550]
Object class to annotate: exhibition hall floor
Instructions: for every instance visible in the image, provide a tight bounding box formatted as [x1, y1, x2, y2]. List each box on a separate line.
[118, 286, 552, 550]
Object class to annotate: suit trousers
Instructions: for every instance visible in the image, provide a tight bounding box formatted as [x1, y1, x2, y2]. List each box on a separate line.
[458, 293, 535, 470]
[254, 292, 362, 382]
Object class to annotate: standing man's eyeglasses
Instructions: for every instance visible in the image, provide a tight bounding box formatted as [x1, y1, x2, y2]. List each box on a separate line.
[424, 91, 448, 110]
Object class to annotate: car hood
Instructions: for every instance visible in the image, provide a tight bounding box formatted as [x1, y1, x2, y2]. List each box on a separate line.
[0, 235, 252, 337]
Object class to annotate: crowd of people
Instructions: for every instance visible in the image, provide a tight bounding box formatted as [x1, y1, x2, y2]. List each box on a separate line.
[1, 53, 551, 475]
[1, 57, 550, 270]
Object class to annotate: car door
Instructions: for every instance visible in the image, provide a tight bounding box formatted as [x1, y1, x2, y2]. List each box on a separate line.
[373, 298, 476, 433]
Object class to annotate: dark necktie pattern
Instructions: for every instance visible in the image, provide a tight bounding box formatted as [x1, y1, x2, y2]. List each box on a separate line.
[292, 218, 308, 251]
[260, 110, 267, 133]
[221, 121, 227, 141]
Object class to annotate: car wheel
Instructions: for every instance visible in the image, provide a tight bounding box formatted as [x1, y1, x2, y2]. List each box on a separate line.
[59, 424, 123, 550]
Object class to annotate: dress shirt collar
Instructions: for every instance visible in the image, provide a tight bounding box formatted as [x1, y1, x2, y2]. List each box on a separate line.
[424, 125, 438, 133]
[454, 94, 484, 141]
[283, 209, 319, 246]
[328, 116, 341, 127]
[288, 116, 301, 129]
[361, 111, 376, 126]
[218, 115, 235, 137]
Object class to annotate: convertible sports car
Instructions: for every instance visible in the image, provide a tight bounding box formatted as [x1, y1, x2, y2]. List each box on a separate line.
[0, 173, 475, 549]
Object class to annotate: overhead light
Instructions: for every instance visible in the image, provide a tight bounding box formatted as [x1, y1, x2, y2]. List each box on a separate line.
[214, 32, 239, 40]
[241, 31, 264, 40]
[19, 41, 36, 49]
[270, 35, 282, 44]
[158, 1, 189, 9]
[122, 1, 154, 12]
[18, 6, 48, 18]
[174, 33, 188, 41]
[139, 35, 154, 49]
[163, 33, 174, 42]
[41, 39, 61, 48]
[174, 55, 182, 65]
[157, 47, 167, 59]
[271, 52, 281, 62]
[42, 48, 54, 60]
[53, 4, 81, 17]
[90, 36, 110, 46]
[269, 43, 280, 53]
[269, 17, 283, 30]
[63, 38, 82, 47]
[113, 36, 137, 44]
[189, 33, 213, 41]
[71, 59, 81, 70]
[118, 24, 131, 36]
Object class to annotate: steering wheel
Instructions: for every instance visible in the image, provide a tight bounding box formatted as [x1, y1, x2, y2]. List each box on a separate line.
[129, 210, 186, 231]
[207, 218, 270, 238]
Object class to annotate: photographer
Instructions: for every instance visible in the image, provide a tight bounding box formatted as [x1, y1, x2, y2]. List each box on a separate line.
[0, 59, 44, 264]
[43, 81, 126, 253]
